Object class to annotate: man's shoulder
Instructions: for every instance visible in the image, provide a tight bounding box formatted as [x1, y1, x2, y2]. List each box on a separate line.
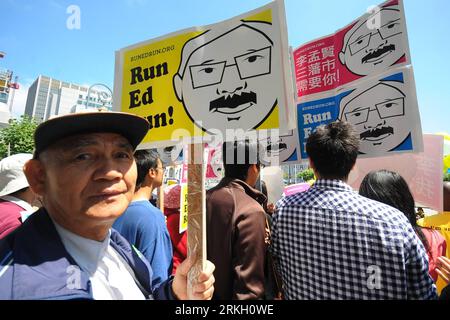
[278, 186, 406, 223]
[119, 201, 164, 227]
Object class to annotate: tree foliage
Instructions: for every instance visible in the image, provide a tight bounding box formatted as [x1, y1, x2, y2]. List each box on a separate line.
[296, 168, 314, 182]
[0, 116, 38, 159]
[444, 172, 450, 182]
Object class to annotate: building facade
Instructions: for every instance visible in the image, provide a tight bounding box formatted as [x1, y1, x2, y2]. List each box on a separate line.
[0, 69, 13, 127]
[25, 75, 112, 123]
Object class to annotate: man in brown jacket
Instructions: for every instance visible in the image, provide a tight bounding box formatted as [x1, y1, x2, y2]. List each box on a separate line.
[206, 140, 267, 300]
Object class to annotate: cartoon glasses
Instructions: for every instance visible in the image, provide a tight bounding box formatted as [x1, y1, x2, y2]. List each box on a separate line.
[189, 46, 271, 89]
[344, 97, 405, 125]
[349, 18, 402, 56]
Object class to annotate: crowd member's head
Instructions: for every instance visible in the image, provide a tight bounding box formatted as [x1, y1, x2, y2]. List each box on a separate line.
[23, 111, 149, 241]
[359, 169, 429, 252]
[0, 153, 36, 205]
[222, 139, 261, 188]
[134, 149, 164, 191]
[305, 121, 359, 181]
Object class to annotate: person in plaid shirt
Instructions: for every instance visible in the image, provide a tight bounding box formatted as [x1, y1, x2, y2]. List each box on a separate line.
[272, 121, 437, 299]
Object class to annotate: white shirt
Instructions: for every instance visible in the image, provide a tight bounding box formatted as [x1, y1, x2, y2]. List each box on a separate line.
[53, 220, 146, 300]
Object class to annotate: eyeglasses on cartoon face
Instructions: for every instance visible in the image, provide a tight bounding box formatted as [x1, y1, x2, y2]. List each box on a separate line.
[349, 18, 402, 56]
[344, 97, 404, 125]
[188, 46, 271, 89]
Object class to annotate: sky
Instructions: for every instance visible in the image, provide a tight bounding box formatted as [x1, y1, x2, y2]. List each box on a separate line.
[1, 0, 449, 134]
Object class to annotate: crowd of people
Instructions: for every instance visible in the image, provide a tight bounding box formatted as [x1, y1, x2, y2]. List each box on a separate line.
[0, 111, 448, 300]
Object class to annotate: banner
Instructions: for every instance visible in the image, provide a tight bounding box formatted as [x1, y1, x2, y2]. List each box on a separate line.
[114, 0, 295, 148]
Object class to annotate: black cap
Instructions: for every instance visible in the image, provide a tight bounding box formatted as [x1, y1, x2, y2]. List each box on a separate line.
[34, 111, 150, 157]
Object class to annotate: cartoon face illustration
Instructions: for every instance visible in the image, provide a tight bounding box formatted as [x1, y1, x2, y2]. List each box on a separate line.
[156, 145, 183, 166]
[209, 147, 224, 178]
[339, 5, 404, 76]
[173, 22, 278, 133]
[259, 130, 297, 164]
[340, 81, 410, 154]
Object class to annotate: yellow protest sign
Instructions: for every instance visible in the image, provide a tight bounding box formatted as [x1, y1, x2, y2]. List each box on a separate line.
[114, 0, 295, 148]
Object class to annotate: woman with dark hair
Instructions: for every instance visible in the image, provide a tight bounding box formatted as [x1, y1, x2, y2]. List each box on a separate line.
[359, 170, 446, 282]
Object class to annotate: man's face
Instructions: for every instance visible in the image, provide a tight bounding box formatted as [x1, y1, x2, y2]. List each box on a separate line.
[342, 8, 403, 76]
[157, 145, 182, 165]
[40, 133, 136, 229]
[260, 130, 297, 164]
[179, 25, 277, 132]
[210, 148, 223, 178]
[152, 158, 165, 188]
[341, 83, 409, 154]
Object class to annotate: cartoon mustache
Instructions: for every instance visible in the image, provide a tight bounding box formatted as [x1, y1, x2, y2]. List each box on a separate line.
[209, 91, 257, 112]
[360, 126, 394, 139]
[361, 44, 396, 64]
[267, 142, 287, 152]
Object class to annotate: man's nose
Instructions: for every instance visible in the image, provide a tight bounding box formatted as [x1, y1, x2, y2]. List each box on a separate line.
[367, 30, 386, 51]
[364, 109, 385, 129]
[216, 64, 246, 94]
[93, 158, 124, 180]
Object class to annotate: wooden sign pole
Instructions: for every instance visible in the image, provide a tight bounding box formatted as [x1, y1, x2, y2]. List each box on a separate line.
[186, 143, 206, 299]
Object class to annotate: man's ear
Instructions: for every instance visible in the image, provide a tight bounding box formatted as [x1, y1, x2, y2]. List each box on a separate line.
[148, 168, 157, 179]
[23, 159, 46, 197]
[250, 164, 260, 176]
[173, 74, 183, 101]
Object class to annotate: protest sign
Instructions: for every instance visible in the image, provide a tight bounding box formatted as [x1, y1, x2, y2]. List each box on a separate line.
[293, 0, 410, 98]
[297, 66, 423, 158]
[114, 0, 295, 148]
[258, 128, 301, 165]
[293, 0, 422, 159]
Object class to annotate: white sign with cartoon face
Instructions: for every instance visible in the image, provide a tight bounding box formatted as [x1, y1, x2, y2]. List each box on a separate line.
[151, 144, 184, 166]
[297, 66, 423, 159]
[338, 66, 422, 156]
[258, 128, 301, 165]
[339, 2, 408, 76]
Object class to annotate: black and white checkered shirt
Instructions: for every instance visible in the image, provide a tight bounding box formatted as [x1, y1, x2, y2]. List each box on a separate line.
[272, 179, 437, 300]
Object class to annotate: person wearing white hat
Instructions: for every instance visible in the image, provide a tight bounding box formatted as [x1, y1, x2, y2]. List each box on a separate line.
[0, 153, 37, 239]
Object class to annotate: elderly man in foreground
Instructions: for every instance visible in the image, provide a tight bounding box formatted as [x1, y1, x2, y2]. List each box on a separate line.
[0, 111, 214, 300]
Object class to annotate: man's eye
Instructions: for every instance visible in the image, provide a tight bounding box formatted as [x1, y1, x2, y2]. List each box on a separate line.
[357, 40, 363, 45]
[245, 54, 263, 63]
[200, 67, 214, 74]
[384, 103, 395, 108]
[75, 154, 91, 161]
[387, 23, 398, 29]
[116, 152, 131, 159]
[353, 112, 361, 117]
